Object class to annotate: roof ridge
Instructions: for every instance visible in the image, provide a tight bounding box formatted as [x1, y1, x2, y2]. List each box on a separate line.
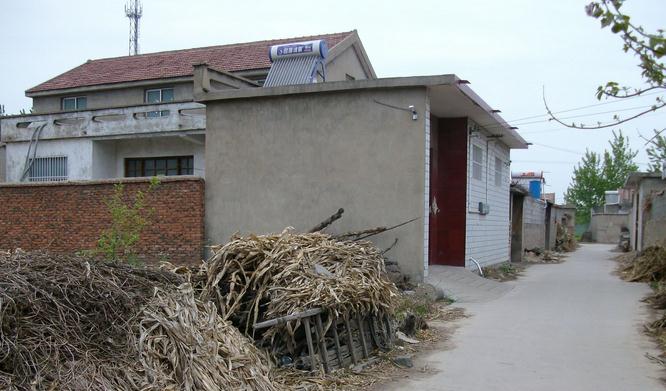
[88, 31, 355, 63]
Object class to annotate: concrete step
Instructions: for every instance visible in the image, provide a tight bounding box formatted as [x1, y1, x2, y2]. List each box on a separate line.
[426, 265, 513, 303]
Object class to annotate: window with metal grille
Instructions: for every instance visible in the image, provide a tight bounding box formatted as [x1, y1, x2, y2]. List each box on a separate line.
[125, 156, 194, 177]
[28, 156, 68, 182]
[472, 145, 483, 181]
[494, 157, 503, 186]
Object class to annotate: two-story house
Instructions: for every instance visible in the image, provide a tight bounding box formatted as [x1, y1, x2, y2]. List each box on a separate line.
[0, 30, 374, 183]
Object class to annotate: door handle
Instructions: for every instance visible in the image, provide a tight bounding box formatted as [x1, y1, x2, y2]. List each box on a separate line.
[431, 196, 440, 215]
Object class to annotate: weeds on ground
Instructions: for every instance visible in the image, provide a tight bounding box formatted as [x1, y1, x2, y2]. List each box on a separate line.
[483, 262, 524, 282]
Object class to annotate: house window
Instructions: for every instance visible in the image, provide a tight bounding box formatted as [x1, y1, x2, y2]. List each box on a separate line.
[28, 156, 68, 182]
[495, 157, 503, 186]
[125, 156, 194, 177]
[472, 145, 483, 180]
[62, 96, 87, 111]
[145, 88, 174, 117]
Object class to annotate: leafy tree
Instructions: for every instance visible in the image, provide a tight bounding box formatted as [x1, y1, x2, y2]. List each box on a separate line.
[566, 131, 638, 223]
[566, 151, 604, 224]
[547, 0, 665, 128]
[601, 130, 639, 187]
[646, 128, 666, 172]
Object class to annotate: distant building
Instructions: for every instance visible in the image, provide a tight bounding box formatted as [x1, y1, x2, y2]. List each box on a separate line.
[624, 172, 666, 251]
[512, 171, 546, 200]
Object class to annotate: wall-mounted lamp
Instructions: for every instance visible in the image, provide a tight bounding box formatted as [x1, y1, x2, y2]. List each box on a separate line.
[373, 99, 418, 121]
[408, 105, 418, 121]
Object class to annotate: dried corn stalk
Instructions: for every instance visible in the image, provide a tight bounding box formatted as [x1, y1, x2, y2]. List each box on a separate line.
[201, 228, 398, 350]
[139, 284, 276, 391]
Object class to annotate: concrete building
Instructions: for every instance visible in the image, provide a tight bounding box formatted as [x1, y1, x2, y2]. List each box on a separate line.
[194, 70, 528, 280]
[624, 172, 666, 251]
[0, 31, 372, 183]
[0, 30, 530, 280]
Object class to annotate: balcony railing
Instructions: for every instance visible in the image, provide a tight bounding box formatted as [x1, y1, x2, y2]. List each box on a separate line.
[0, 101, 205, 143]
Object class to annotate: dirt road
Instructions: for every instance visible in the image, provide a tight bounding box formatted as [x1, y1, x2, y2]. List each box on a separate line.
[384, 244, 664, 390]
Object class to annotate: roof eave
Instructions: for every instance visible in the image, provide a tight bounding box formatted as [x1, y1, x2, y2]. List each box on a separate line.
[25, 76, 195, 97]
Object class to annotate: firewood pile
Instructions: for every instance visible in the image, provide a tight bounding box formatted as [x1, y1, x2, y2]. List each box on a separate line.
[0, 210, 406, 388]
[0, 251, 275, 391]
[201, 228, 399, 370]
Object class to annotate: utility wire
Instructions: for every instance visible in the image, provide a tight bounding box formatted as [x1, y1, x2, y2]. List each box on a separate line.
[488, 89, 664, 126]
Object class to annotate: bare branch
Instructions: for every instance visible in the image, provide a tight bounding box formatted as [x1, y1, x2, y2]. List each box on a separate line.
[543, 86, 666, 130]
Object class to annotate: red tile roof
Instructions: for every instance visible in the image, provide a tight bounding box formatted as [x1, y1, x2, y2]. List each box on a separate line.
[27, 31, 354, 94]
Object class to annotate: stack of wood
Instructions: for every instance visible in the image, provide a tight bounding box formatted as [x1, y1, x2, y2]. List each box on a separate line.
[200, 228, 399, 370]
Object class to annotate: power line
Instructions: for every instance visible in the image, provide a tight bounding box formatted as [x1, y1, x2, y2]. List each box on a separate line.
[495, 89, 664, 125]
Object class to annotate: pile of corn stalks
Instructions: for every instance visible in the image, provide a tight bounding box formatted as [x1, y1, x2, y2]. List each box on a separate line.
[201, 228, 398, 356]
[619, 246, 666, 351]
[0, 251, 275, 391]
[621, 246, 666, 282]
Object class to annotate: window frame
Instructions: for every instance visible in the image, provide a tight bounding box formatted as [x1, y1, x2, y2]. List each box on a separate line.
[494, 156, 503, 187]
[144, 87, 175, 104]
[472, 144, 483, 181]
[144, 87, 174, 117]
[124, 156, 194, 178]
[61, 96, 87, 111]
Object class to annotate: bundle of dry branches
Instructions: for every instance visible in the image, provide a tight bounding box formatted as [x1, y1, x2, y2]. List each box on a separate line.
[0, 251, 276, 390]
[201, 229, 398, 351]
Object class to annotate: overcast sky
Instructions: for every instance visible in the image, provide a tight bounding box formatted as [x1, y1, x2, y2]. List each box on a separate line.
[1, 0, 664, 202]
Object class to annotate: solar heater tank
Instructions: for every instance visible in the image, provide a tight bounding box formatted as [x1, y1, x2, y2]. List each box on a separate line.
[268, 40, 328, 62]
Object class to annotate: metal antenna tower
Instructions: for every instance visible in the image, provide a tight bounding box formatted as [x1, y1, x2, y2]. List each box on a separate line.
[125, 0, 143, 55]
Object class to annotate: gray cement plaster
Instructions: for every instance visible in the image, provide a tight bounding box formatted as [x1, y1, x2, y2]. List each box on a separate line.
[385, 244, 664, 390]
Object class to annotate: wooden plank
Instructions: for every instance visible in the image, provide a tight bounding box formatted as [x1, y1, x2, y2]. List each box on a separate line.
[315, 314, 330, 373]
[303, 318, 317, 372]
[344, 315, 358, 365]
[253, 308, 323, 329]
[356, 313, 369, 358]
[331, 317, 344, 368]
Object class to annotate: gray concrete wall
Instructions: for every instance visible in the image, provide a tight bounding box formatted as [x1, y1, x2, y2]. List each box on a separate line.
[0, 145, 5, 182]
[204, 87, 428, 280]
[92, 140, 116, 179]
[522, 196, 546, 250]
[326, 46, 368, 81]
[639, 178, 666, 249]
[32, 82, 193, 113]
[589, 213, 629, 244]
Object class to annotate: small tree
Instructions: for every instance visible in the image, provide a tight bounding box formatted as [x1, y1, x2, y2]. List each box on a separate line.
[565, 131, 638, 224]
[96, 177, 160, 264]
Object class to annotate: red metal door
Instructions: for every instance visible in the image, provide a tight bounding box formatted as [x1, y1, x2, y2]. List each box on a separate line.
[429, 117, 467, 266]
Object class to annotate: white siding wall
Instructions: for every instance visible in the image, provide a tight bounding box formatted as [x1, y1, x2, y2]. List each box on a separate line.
[423, 97, 431, 278]
[465, 125, 511, 267]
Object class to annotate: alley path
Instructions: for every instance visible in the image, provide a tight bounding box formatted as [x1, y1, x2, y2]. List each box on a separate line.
[385, 244, 664, 391]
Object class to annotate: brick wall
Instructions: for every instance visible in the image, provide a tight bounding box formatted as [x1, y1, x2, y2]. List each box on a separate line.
[0, 176, 204, 264]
